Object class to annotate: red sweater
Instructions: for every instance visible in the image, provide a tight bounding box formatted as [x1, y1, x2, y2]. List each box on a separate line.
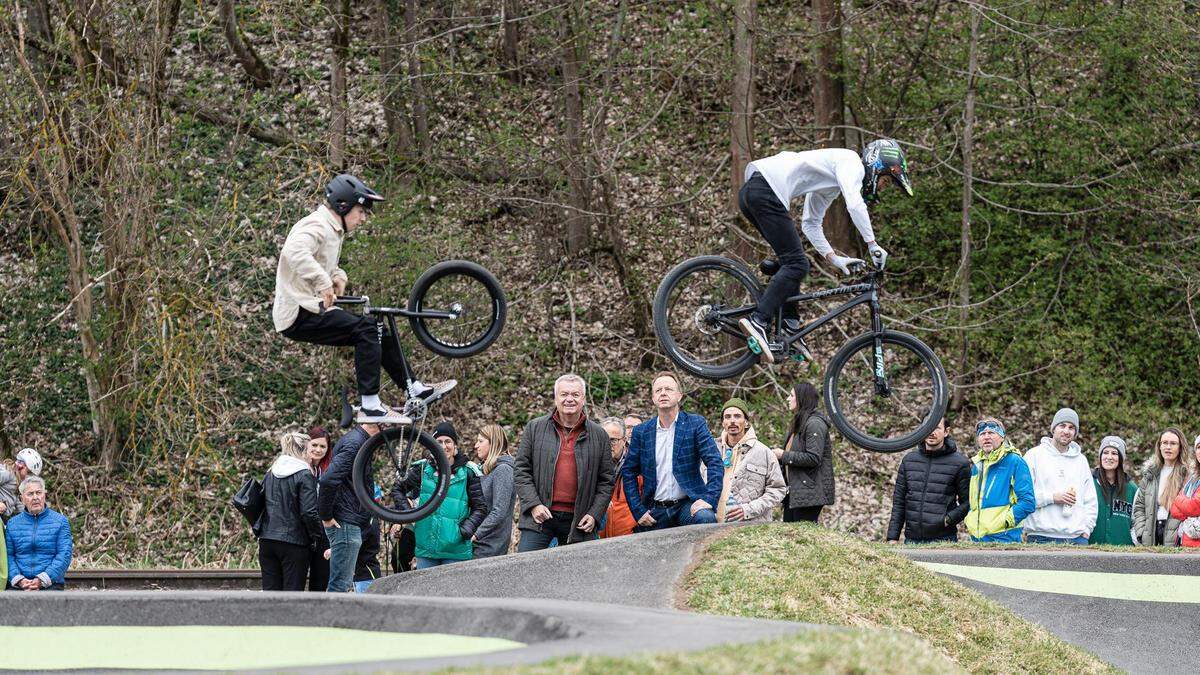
[550, 411, 585, 512]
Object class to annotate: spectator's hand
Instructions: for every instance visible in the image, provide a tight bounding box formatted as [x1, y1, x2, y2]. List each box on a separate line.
[531, 505, 552, 524]
[690, 499, 712, 517]
[389, 524, 404, 537]
[826, 253, 864, 275]
[772, 447, 784, 460]
[332, 277, 347, 296]
[319, 286, 336, 312]
[867, 242, 888, 269]
[637, 512, 656, 527]
[323, 548, 331, 560]
[577, 514, 596, 533]
[1053, 490, 1077, 506]
[725, 505, 745, 521]
[471, 535, 477, 543]
[24, 578, 41, 591]
[323, 518, 340, 529]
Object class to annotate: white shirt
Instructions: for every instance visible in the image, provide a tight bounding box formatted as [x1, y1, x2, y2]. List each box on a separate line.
[744, 148, 877, 257]
[272, 205, 349, 332]
[654, 415, 686, 501]
[1157, 466, 1175, 520]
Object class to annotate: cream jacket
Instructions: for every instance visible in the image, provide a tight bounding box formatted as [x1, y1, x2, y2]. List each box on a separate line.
[272, 205, 350, 332]
[709, 427, 787, 523]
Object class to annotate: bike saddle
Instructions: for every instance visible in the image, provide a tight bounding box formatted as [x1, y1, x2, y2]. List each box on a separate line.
[759, 259, 780, 277]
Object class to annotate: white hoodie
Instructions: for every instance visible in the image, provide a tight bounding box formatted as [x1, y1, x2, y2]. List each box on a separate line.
[270, 455, 312, 479]
[1022, 438, 1098, 539]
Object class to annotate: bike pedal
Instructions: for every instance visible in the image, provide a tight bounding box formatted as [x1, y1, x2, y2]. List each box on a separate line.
[747, 337, 763, 355]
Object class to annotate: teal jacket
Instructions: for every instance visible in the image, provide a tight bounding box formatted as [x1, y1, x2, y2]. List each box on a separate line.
[410, 456, 486, 561]
[966, 442, 1035, 542]
[1089, 471, 1137, 546]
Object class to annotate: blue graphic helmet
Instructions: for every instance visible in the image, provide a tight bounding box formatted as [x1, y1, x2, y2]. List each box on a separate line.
[861, 139, 913, 203]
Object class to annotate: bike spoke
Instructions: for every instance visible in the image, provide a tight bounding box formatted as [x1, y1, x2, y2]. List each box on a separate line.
[664, 266, 758, 369]
[831, 340, 939, 445]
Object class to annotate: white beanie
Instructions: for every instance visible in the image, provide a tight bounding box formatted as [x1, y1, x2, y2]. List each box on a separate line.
[1099, 436, 1127, 462]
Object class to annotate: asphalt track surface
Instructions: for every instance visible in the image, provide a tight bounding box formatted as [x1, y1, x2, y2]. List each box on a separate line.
[900, 548, 1200, 674]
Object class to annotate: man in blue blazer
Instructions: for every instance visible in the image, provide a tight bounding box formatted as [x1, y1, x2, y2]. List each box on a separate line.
[621, 371, 723, 530]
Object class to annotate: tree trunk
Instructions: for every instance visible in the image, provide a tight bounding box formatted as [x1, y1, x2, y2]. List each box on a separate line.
[560, 1, 590, 255]
[329, 0, 350, 168]
[812, 0, 854, 256]
[729, 0, 756, 219]
[405, 0, 432, 156]
[501, 0, 521, 83]
[378, 0, 414, 156]
[218, 0, 273, 88]
[952, 3, 980, 411]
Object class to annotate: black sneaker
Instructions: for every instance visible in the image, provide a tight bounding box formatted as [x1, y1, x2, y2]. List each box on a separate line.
[407, 379, 458, 404]
[356, 404, 412, 425]
[782, 317, 802, 334]
[738, 317, 775, 364]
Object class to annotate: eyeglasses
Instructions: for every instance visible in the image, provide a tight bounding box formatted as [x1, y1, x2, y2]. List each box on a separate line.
[609, 437, 624, 446]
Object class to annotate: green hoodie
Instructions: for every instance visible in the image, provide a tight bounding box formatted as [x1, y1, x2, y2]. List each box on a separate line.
[1089, 471, 1137, 546]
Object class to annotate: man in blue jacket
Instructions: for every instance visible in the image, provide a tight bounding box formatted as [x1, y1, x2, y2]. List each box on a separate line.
[6, 476, 72, 590]
[622, 372, 723, 530]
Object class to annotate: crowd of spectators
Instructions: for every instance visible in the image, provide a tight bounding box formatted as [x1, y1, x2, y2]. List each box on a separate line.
[6, 373, 1200, 593]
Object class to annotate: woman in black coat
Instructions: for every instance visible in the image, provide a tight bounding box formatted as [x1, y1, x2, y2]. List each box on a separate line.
[775, 382, 834, 523]
[258, 431, 324, 591]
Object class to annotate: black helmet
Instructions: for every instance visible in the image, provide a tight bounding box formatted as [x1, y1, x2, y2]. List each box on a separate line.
[861, 139, 913, 203]
[325, 174, 385, 216]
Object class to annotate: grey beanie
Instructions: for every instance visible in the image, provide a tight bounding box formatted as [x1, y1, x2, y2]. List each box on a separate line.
[1051, 408, 1079, 433]
[1099, 435, 1126, 462]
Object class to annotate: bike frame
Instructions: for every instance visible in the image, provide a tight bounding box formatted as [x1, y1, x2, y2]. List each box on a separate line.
[713, 269, 890, 394]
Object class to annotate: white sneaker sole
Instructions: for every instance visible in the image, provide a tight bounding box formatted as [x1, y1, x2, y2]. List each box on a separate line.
[355, 411, 413, 425]
[738, 318, 775, 364]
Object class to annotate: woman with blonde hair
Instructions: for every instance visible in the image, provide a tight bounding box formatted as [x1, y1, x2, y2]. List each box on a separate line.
[258, 431, 324, 590]
[1133, 428, 1192, 546]
[471, 424, 515, 558]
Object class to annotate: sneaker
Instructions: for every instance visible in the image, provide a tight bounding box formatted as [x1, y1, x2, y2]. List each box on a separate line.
[357, 404, 412, 425]
[407, 379, 458, 404]
[738, 317, 775, 364]
[782, 317, 802, 334]
[791, 339, 814, 364]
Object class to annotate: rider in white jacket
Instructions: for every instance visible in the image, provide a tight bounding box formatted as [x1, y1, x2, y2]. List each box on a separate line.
[1022, 408, 1098, 542]
[736, 141, 913, 363]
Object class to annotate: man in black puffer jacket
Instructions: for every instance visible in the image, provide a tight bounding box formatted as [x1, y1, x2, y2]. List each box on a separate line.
[886, 417, 970, 544]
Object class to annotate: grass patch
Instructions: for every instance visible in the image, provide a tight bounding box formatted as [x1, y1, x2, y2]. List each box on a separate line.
[461, 629, 960, 674]
[684, 524, 1116, 674]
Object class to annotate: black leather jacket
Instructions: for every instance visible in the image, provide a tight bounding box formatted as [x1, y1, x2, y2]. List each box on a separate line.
[259, 465, 323, 549]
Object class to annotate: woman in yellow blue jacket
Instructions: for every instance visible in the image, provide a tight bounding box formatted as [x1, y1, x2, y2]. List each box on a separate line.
[967, 418, 1036, 542]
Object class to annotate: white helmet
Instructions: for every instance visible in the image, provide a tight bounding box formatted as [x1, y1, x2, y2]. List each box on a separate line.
[15, 448, 43, 476]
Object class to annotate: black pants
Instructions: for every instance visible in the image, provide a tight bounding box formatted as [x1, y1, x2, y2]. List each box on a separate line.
[355, 519, 382, 583]
[783, 505, 823, 523]
[739, 173, 810, 324]
[517, 510, 593, 552]
[282, 308, 413, 397]
[259, 538, 310, 591]
[307, 547, 330, 592]
[391, 527, 416, 573]
[1155, 519, 1167, 546]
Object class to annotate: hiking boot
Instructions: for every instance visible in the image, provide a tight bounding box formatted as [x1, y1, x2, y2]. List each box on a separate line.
[738, 317, 775, 364]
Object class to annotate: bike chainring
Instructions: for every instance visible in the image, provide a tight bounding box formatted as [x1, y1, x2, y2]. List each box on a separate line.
[402, 397, 430, 422]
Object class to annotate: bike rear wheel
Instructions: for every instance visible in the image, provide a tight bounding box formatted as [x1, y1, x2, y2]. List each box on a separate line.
[407, 260, 507, 359]
[352, 426, 451, 523]
[652, 255, 763, 380]
[823, 330, 948, 452]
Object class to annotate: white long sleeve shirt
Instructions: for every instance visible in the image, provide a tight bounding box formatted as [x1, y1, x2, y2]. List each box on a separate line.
[744, 148, 876, 257]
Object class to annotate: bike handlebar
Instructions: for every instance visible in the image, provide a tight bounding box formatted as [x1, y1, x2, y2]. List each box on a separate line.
[335, 295, 369, 305]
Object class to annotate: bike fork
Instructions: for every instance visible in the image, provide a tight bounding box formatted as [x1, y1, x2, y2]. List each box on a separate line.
[870, 291, 891, 397]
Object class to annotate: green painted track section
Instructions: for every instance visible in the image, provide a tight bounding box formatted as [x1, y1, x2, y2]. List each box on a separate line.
[917, 562, 1200, 604]
[7, 626, 523, 671]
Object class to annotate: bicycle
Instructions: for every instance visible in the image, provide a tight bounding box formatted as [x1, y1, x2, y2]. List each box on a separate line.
[335, 259, 507, 523]
[652, 255, 947, 452]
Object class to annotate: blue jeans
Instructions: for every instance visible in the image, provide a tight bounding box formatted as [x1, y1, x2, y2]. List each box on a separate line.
[1026, 534, 1089, 545]
[634, 499, 717, 532]
[414, 557, 457, 569]
[325, 523, 363, 592]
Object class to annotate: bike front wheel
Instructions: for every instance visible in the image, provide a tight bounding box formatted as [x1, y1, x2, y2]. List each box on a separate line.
[652, 255, 763, 380]
[823, 330, 948, 453]
[352, 426, 451, 523]
[408, 260, 507, 359]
